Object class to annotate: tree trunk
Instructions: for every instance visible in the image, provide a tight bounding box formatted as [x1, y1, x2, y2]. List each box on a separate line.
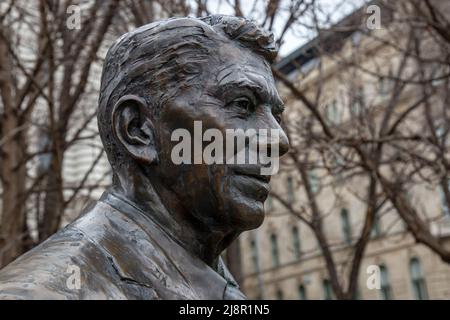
[39, 136, 64, 242]
[0, 35, 28, 268]
[0, 131, 27, 267]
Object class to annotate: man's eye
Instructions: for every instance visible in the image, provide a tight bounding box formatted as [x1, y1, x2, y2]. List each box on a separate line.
[274, 113, 282, 124]
[230, 97, 255, 112]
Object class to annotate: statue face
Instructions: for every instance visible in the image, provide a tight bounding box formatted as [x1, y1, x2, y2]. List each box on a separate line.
[154, 43, 289, 232]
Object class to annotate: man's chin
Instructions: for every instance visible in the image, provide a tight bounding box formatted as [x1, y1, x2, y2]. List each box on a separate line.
[228, 198, 266, 231]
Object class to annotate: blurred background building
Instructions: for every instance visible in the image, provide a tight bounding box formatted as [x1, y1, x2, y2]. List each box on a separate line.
[1, 0, 450, 300]
[237, 1, 450, 299]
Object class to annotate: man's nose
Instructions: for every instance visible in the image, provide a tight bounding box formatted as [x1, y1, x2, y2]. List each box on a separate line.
[277, 126, 290, 157]
[259, 111, 290, 157]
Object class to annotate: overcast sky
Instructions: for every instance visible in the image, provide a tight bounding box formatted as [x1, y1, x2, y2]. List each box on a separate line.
[191, 0, 367, 57]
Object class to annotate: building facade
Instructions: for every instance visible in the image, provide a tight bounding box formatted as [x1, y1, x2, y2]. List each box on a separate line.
[238, 2, 450, 300]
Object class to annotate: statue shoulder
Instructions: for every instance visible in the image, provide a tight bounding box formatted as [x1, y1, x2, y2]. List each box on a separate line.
[0, 202, 126, 300]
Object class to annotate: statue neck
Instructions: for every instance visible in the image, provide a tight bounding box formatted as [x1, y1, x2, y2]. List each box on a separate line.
[110, 164, 237, 269]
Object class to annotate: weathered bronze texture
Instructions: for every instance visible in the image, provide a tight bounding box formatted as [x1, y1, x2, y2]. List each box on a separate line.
[0, 15, 289, 299]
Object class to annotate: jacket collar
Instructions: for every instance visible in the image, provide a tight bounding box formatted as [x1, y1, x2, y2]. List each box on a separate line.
[94, 191, 244, 299]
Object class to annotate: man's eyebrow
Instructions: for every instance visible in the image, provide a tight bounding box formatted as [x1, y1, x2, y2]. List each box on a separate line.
[217, 78, 285, 113]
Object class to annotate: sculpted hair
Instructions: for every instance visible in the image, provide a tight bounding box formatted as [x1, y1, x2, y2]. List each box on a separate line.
[97, 15, 277, 169]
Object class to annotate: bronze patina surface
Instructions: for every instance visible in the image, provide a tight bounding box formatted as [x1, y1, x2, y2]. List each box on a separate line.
[0, 15, 289, 300]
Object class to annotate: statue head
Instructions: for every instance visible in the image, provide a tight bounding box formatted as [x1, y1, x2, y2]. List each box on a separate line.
[98, 15, 289, 236]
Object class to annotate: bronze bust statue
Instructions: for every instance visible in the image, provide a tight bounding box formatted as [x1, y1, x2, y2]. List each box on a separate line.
[0, 15, 289, 299]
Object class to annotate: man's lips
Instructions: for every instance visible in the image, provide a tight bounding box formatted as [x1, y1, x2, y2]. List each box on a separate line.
[230, 165, 271, 183]
[224, 165, 270, 202]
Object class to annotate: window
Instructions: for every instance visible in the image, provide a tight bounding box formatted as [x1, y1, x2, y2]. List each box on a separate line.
[340, 208, 352, 244]
[435, 124, 447, 144]
[333, 151, 345, 183]
[352, 287, 361, 300]
[300, 57, 319, 75]
[286, 176, 295, 203]
[439, 179, 450, 216]
[298, 284, 307, 300]
[371, 213, 382, 238]
[351, 31, 362, 47]
[270, 233, 280, 267]
[435, 126, 449, 215]
[409, 257, 428, 300]
[308, 170, 319, 194]
[431, 67, 447, 87]
[380, 265, 392, 300]
[37, 133, 52, 171]
[287, 69, 299, 81]
[322, 279, 333, 300]
[326, 100, 341, 124]
[379, 71, 393, 96]
[378, 76, 387, 95]
[250, 239, 259, 273]
[265, 195, 274, 211]
[351, 86, 364, 115]
[291, 226, 301, 260]
[276, 289, 284, 300]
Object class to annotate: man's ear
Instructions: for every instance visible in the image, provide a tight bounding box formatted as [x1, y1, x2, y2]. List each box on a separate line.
[112, 95, 158, 165]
